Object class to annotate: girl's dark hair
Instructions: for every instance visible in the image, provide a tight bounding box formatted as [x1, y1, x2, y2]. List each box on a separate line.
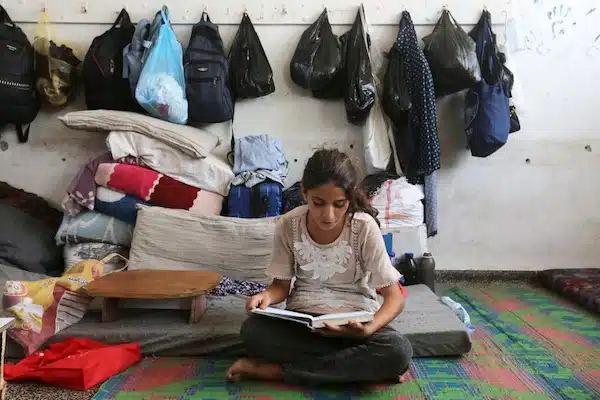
[301, 149, 380, 226]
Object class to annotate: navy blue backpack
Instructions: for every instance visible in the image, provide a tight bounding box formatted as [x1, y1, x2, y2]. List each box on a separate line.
[184, 12, 234, 123]
[464, 12, 510, 158]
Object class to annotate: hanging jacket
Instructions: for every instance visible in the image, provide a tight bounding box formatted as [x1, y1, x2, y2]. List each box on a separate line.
[394, 11, 440, 178]
[394, 12, 440, 237]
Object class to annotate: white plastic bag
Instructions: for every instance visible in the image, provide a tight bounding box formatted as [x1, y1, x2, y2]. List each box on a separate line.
[370, 177, 424, 227]
[361, 5, 397, 174]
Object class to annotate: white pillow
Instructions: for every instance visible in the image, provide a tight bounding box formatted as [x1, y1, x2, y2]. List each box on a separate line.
[59, 110, 219, 158]
[129, 206, 278, 284]
[107, 131, 233, 196]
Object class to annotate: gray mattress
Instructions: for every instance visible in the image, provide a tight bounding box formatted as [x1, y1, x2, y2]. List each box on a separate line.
[5, 282, 471, 359]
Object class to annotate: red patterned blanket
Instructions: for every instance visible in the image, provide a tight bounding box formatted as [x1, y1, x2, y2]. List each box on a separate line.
[94, 163, 223, 214]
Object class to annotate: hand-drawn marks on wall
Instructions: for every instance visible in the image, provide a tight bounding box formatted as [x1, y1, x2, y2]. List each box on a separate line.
[523, 2, 592, 56]
[547, 4, 574, 39]
[524, 30, 550, 55]
[585, 7, 599, 56]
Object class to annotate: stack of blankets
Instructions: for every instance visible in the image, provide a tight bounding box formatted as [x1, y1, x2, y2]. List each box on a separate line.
[55, 110, 234, 273]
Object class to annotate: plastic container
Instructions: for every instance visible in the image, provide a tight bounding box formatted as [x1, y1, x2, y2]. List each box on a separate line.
[419, 252, 436, 293]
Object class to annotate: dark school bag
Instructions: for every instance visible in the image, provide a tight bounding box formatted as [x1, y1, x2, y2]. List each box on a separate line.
[0, 6, 40, 143]
[83, 9, 135, 111]
[184, 12, 233, 123]
[464, 11, 510, 158]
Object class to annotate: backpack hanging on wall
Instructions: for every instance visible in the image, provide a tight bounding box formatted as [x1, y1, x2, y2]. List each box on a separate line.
[123, 10, 162, 99]
[83, 9, 135, 111]
[0, 6, 41, 143]
[184, 12, 233, 123]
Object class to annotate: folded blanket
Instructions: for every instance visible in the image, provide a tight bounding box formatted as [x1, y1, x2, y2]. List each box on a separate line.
[55, 211, 134, 247]
[94, 187, 150, 225]
[95, 163, 223, 214]
[62, 152, 114, 217]
[59, 110, 219, 158]
[107, 131, 233, 196]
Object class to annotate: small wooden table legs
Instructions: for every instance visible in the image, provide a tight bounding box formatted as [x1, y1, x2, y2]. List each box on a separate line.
[101, 298, 120, 323]
[189, 294, 207, 324]
[100, 294, 208, 325]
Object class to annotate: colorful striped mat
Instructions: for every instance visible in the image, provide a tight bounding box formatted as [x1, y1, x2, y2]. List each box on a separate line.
[93, 286, 600, 399]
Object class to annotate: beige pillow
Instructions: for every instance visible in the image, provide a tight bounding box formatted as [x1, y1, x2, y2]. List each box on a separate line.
[59, 110, 219, 158]
[129, 206, 278, 284]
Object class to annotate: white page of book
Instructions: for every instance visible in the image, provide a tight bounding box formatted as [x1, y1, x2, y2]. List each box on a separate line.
[312, 311, 373, 322]
[253, 307, 314, 320]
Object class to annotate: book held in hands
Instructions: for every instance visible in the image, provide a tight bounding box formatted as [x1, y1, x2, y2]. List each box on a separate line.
[251, 307, 373, 329]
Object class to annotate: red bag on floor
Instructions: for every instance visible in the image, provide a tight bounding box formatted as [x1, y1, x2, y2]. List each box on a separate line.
[4, 337, 141, 390]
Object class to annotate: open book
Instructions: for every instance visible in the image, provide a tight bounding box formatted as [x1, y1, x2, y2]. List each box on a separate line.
[251, 307, 374, 329]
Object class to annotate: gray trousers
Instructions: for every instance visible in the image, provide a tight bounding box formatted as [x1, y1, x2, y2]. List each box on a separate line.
[240, 314, 413, 386]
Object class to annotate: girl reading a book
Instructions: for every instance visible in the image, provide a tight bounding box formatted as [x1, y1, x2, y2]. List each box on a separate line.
[226, 149, 413, 385]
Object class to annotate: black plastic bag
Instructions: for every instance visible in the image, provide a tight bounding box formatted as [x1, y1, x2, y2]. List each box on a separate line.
[290, 9, 341, 91]
[283, 182, 306, 213]
[228, 13, 275, 99]
[311, 31, 346, 99]
[423, 9, 481, 97]
[344, 6, 375, 125]
[509, 104, 520, 133]
[381, 46, 411, 123]
[311, 30, 372, 99]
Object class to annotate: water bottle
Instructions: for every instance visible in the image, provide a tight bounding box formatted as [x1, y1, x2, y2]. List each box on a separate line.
[419, 252, 436, 293]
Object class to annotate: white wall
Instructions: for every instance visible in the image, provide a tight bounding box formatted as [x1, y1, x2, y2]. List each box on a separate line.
[0, 0, 599, 271]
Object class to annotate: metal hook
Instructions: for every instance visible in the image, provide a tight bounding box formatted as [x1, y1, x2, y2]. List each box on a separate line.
[483, 4, 488, 11]
[501, 10, 509, 42]
[203, 4, 207, 13]
[442, 4, 448, 10]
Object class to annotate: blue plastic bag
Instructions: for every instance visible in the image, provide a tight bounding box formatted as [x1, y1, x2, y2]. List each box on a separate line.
[135, 7, 188, 124]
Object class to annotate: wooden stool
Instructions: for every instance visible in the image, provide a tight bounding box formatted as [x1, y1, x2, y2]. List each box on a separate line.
[84, 270, 222, 324]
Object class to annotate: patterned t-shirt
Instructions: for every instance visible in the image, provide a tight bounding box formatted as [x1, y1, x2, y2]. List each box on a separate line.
[266, 205, 401, 314]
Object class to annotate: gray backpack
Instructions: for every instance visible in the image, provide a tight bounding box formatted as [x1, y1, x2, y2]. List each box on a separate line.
[122, 9, 163, 95]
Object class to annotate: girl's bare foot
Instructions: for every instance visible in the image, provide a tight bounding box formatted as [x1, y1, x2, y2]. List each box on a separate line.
[226, 358, 283, 382]
[398, 372, 408, 383]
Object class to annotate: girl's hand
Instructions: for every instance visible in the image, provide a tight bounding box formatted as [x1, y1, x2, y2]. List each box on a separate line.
[246, 292, 272, 312]
[317, 320, 375, 338]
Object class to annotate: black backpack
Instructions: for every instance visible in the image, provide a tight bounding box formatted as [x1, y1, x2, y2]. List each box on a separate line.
[0, 6, 40, 143]
[184, 13, 233, 123]
[82, 9, 135, 111]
